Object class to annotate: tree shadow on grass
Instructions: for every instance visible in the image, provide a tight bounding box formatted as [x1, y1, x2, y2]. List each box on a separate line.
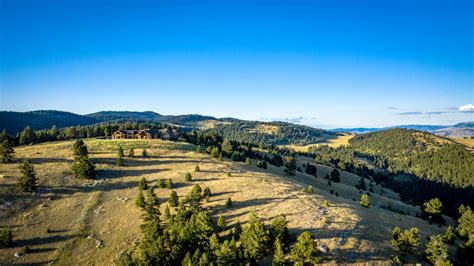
[15, 234, 79, 248]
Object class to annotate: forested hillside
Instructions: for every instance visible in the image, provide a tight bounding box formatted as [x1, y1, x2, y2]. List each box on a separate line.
[349, 128, 473, 188]
[0, 111, 98, 134]
[85, 111, 163, 121]
[205, 121, 340, 145]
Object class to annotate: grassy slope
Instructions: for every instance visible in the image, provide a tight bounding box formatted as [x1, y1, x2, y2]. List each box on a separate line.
[0, 140, 454, 264]
[283, 134, 354, 151]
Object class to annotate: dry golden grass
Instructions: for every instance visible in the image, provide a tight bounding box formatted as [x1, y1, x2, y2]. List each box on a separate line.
[0, 139, 453, 264]
[284, 134, 354, 152]
[450, 137, 474, 149]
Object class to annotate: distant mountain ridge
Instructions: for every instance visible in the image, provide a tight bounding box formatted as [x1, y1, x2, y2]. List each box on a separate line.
[331, 123, 474, 138]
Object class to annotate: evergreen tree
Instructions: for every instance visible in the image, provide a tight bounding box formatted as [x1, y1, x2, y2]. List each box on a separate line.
[215, 239, 238, 264]
[138, 177, 148, 190]
[164, 205, 171, 220]
[210, 147, 220, 158]
[443, 226, 455, 244]
[195, 165, 200, 172]
[116, 146, 124, 166]
[226, 197, 232, 208]
[169, 190, 179, 207]
[305, 164, 317, 176]
[240, 211, 270, 262]
[284, 155, 297, 175]
[0, 139, 14, 163]
[221, 138, 233, 156]
[270, 214, 289, 245]
[142, 149, 148, 157]
[128, 149, 135, 157]
[245, 157, 251, 165]
[182, 252, 192, 266]
[71, 140, 95, 179]
[217, 214, 227, 231]
[19, 126, 37, 145]
[135, 190, 145, 208]
[0, 228, 13, 247]
[391, 226, 420, 255]
[307, 185, 313, 193]
[290, 231, 318, 265]
[360, 194, 370, 207]
[424, 198, 443, 216]
[185, 172, 192, 182]
[165, 178, 173, 189]
[198, 252, 210, 266]
[17, 160, 38, 192]
[195, 145, 201, 153]
[425, 234, 448, 265]
[203, 187, 211, 199]
[272, 238, 285, 266]
[330, 169, 340, 182]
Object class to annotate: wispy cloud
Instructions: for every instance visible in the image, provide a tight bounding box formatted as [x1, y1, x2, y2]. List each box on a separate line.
[459, 104, 474, 112]
[260, 116, 305, 124]
[387, 107, 399, 110]
[397, 111, 447, 116]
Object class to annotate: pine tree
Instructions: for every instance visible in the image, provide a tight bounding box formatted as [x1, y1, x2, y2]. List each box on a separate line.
[240, 211, 270, 262]
[221, 138, 233, 156]
[185, 172, 192, 182]
[330, 169, 340, 182]
[19, 126, 37, 145]
[443, 226, 455, 244]
[71, 140, 95, 179]
[424, 198, 443, 216]
[290, 231, 318, 264]
[245, 157, 251, 165]
[198, 252, 209, 266]
[169, 190, 179, 207]
[165, 178, 173, 189]
[307, 185, 313, 193]
[164, 205, 171, 220]
[284, 155, 297, 175]
[128, 149, 135, 157]
[142, 149, 148, 157]
[425, 234, 448, 265]
[210, 147, 220, 158]
[360, 194, 370, 207]
[136, 190, 145, 208]
[226, 197, 232, 208]
[391, 226, 420, 255]
[116, 146, 124, 166]
[270, 214, 289, 245]
[0, 228, 13, 247]
[215, 239, 238, 264]
[272, 238, 285, 266]
[217, 214, 227, 231]
[195, 165, 200, 172]
[17, 160, 38, 192]
[0, 139, 14, 163]
[203, 187, 211, 199]
[195, 145, 201, 153]
[182, 252, 192, 266]
[138, 177, 148, 190]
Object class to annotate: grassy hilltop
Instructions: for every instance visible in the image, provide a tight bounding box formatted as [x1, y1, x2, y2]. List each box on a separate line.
[0, 139, 456, 264]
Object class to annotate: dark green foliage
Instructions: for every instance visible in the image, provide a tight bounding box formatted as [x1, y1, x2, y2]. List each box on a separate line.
[142, 149, 148, 157]
[185, 172, 192, 182]
[19, 126, 37, 145]
[456, 205, 474, 263]
[203, 187, 211, 198]
[307, 185, 313, 193]
[284, 155, 297, 175]
[424, 198, 442, 215]
[71, 140, 95, 179]
[356, 177, 367, 191]
[330, 169, 340, 182]
[360, 194, 370, 207]
[256, 160, 267, 169]
[425, 234, 449, 265]
[194, 165, 200, 172]
[0, 138, 14, 163]
[128, 149, 134, 157]
[290, 231, 319, 264]
[217, 214, 226, 231]
[165, 178, 173, 189]
[169, 190, 179, 207]
[221, 138, 233, 156]
[17, 160, 38, 192]
[164, 205, 171, 220]
[210, 147, 220, 158]
[270, 215, 289, 246]
[226, 198, 232, 208]
[272, 238, 285, 266]
[0, 228, 13, 247]
[135, 190, 145, 208]
[138, 177, 148, 190]
[305, 163, 317, 176]
[245, 157, 251, 165]
[391, 226, 420, 255]
[195, 145, 201, 153]
[240, 211, 270, 262]
[443, 226, 455, 244]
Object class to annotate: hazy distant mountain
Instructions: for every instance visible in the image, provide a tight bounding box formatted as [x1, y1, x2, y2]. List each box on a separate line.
[331, 123, 474, 137]
[0, 110, 98, 134]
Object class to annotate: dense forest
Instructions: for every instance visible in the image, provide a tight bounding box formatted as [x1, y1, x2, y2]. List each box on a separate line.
[205, 121, 339, 146]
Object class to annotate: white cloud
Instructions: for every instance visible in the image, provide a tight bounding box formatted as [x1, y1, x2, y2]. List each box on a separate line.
[459, 104, 474, 112]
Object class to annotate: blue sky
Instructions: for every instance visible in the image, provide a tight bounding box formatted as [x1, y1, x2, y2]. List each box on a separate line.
[0, 0, 473, 128]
